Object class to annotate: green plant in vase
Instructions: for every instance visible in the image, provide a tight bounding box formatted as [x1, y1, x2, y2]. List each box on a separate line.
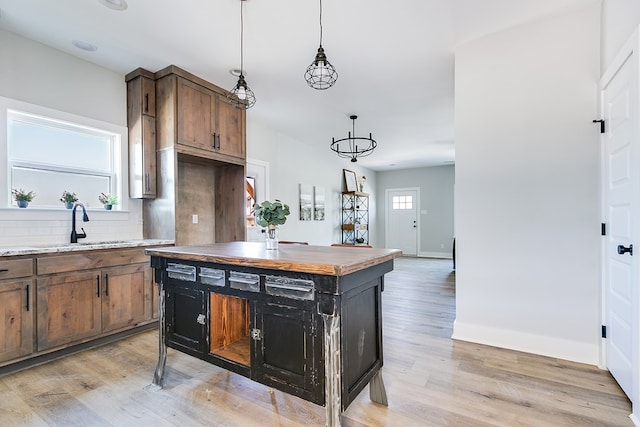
[98, 193, 118, 210]
[254, 199, 291, 250]
[12, 188, 36, 208]
[60, 191, 78, 209]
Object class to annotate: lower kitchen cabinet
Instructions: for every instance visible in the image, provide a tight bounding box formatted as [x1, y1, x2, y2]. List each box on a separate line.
[101, 264, 152, 333]
[0, 279, 34, 363]
[37, 270, 102, 350]
[37, 264, 153, 351]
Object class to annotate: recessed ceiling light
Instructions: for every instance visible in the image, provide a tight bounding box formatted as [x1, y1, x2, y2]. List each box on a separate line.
[98, 0, 128, 11]
[72, 39, 98, 52]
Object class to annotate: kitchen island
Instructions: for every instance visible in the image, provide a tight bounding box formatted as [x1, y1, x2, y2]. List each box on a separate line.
[145, 241, 401, 427]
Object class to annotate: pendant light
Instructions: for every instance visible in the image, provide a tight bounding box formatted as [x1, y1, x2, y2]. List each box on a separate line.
[227, 0, 256, 109]
[304, 0, 338, 90]
[331, 115, 377, 162]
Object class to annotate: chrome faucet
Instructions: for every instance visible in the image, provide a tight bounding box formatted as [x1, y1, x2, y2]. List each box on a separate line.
[70, 203, 90, 243]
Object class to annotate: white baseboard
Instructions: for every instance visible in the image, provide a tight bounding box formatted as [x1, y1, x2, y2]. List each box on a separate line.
[417, 251, 452, 259]
[452, 320, 599, 365]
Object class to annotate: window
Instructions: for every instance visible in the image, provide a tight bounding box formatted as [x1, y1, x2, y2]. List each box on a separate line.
[392, 195, 413, 210]
[7, 110, 120, 209]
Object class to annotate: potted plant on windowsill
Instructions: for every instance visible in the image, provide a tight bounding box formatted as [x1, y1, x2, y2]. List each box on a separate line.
[12, 188, 36, 208]
[98, 193, 118, 210]
[60, 191, 78, 209]
[254, 199, 291, 250]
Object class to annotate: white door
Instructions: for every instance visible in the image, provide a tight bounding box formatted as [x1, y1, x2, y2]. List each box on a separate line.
[601, 29, 639, 404]
[385, 188, 418, 255]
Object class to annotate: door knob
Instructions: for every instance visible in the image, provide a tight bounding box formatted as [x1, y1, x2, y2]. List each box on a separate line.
[617, 244, 633, 255]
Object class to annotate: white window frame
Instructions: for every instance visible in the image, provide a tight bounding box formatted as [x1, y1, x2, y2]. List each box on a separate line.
[0, 96, 129, 212]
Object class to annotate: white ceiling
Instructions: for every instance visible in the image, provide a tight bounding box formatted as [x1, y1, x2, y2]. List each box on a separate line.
[0, 0, 590, 171]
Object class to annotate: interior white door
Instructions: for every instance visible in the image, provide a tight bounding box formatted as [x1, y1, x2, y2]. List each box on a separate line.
[385, 189, 418, 255]
[602, 33, 639, 403]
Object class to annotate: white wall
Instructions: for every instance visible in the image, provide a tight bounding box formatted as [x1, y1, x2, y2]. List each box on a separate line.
[246, 118, 377, 246]
[454, 3, 601, 364]
[601, 0, 640, 71]
[0, 30, 143, 246]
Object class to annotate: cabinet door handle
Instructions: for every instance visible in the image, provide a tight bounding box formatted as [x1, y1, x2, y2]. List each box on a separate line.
[96, 275, 101, 297]
[0, 269, 8, 273]
[25, 284, 30, 312]
[145, 173, 150, 192]
[105, 274, 109, 296]
[211, 133, 216, 148]
[144, 93, 149, 113]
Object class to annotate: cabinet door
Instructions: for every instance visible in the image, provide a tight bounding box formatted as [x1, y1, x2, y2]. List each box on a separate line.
[101, 264, 151, 333]
[141, 76, 156, 117]
[165, 284, 207, 354]
[37, 271, 101, 351]
[254, 301, 323, 405]
[128, 76, 157, 199]
[216, 96, 245, 159]
[0, 279, 34, 363]
[177, 77, 215, 151]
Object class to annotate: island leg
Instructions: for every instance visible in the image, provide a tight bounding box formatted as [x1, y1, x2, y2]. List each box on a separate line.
[146, 281, 167, 390]
[322, 313, 342, 427]
[369, 370, 388, 405]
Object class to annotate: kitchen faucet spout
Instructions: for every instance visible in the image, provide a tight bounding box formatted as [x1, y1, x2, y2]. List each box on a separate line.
[70, 203, 90, 243]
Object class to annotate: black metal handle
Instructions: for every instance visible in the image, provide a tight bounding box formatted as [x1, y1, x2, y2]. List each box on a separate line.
[105, 274, 109, 296]
[96, 275, 101, 297]
[618, 244, 633, 256]
[144, 93, 149, 113]
[25, 284, 30, 311]
[0, 269, 8, 273]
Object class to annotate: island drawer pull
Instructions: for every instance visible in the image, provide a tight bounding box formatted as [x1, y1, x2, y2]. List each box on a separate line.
[200, 268, 225, 287]
[265, 276, 314, 300]
[0, 269, 8, 273]
[229, 271, 260, 292]
[167, 263, 197, 282]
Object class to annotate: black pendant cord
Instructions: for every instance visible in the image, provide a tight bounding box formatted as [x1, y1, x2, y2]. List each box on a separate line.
[318, 0, 323, 47]
[240, 0, 244, 75]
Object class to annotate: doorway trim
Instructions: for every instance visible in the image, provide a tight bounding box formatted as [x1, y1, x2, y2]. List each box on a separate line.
[385, 187, 420, 256]
[599, 25, 640, 424]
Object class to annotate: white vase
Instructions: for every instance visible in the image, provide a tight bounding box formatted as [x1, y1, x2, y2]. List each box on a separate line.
[265, 226, 278, 250]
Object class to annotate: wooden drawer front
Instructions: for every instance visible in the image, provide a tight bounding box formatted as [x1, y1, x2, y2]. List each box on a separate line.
[0, 259, 34, 280]
[37, 248, 148, 275]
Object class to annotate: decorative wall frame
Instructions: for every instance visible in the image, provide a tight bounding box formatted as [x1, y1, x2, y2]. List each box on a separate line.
[343, 169, 357, 192]
[314, 186, 325, 221]
[299, 183, 313, 221]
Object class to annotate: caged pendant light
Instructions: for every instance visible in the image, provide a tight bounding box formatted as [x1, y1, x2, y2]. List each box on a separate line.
[227, 0, 256, 109]
[304, 0, 338, 90]
[330, 115, 377, 163]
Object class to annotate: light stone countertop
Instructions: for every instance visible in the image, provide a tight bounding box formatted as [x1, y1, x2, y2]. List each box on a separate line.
[0, 239, 174, 257]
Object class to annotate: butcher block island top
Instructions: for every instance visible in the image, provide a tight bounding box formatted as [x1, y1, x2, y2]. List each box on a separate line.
[145, 241, 402, 277]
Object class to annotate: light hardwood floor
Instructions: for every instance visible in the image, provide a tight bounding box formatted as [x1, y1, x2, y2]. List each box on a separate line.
[0, 257, 632, 426]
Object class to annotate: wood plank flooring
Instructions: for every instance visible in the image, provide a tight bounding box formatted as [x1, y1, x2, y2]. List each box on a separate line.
[0, 257, 632, 426]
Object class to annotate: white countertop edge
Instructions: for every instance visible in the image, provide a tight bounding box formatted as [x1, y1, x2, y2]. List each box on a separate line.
[0, 239, 174, 257]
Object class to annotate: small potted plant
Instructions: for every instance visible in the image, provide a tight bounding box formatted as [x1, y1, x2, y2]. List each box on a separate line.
[98, 193, 118, 210]
[12, 188, 36, 208]
[254, 199, 291, 250]
[60, 191, 78, 209]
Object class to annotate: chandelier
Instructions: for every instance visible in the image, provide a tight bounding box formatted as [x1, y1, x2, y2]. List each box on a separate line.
[227, 0, 256, 109]
[304, 0, 338, 90]
[330, 115, 377, 162]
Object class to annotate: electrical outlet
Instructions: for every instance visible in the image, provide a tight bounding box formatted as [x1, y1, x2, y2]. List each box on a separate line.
[440, 243, 444, 249]
[192, 214, 198, 224]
